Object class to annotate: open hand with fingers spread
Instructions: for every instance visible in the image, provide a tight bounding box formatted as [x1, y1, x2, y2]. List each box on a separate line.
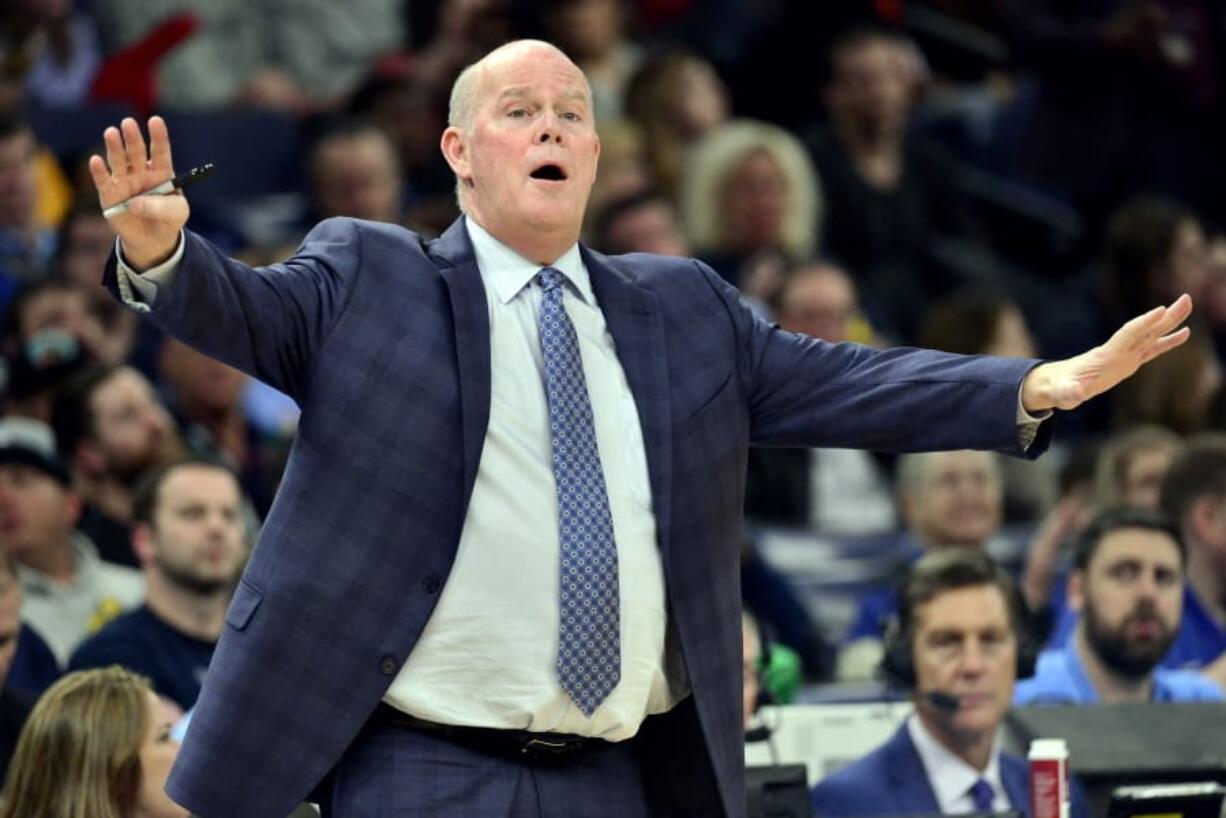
[1021, 294, 1194, 413]
[88, 115, 187, 272]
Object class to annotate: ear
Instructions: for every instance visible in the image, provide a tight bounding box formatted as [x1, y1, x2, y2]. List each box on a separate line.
[1067, 570, 1086, 614]
[440, 127, 473, 189]
[1189, 496, 1223, 546]
[131, 523, 156, 568]
[62, 490, 83, 529]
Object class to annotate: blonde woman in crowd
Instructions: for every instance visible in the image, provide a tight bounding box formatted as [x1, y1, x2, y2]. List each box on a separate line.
[0, 666, 185, 818]
[680, 119, 823, 303]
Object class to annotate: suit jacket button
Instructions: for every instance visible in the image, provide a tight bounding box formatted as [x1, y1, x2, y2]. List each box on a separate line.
[379, 656, 398, 676]
[421, 574, 441, 594]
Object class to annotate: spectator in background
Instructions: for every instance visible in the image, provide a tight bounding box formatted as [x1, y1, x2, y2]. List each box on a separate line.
[1155, 439, 1226, 689]
[0, 0, 100, 110]
[0, 545, 60, 701]
[70, 458, 246, 712]
[681, 119, 821, 291]
[1092, 425, 1184, 512]
[744, 262, 896, 537]
[920, 290, 1056, 523]
[54, 201, 142, 368]
[590, 190, 689, 257]
[52, 364, 184, 567]
[809, 26, 977, 343]
[0, 417, 142, 665]
[2, 278, 104, 365]
[307, 117, 403, 227]
[545, 0, 643, 123]
[1037, 426, 1186, 649]
[1016, 508, 1222, 705]
[56, 200, 115, 288]
[585, 121, 652, 226]
[919, 291, 1037, 361]
[1101, 197, 1208, 321]
[838, 450, 1004, 679]
[1096, 199, 1220, 433]
[0, 552, 36, 782]
[0, 112, 53, 291]
[348, 67, 458, 236]
[812, 549, 1089, 818]
[158, 337, 282, 516]
[90, 0, 405, 113]
[0, 666, 187, 818]
[624, 50, 729, 201]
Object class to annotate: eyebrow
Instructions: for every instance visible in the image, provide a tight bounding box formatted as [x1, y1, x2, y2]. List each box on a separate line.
[495, 87, 589, 105]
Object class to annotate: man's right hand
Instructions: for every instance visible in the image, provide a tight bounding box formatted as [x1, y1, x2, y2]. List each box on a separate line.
[89, 115, 188, 272]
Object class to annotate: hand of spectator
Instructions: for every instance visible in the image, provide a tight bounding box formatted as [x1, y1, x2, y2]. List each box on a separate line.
[1021, 294, 1192, 413]
[1021, 493, 1092, 611]
[88, 116, 187, 272]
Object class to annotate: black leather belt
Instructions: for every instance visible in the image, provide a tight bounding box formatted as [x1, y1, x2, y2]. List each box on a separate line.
[371, 703, 605, 765]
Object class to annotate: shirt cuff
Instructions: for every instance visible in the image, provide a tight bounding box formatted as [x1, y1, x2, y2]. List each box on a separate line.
[1016, 384, 1053, 452]
[114, 232, 185, 313]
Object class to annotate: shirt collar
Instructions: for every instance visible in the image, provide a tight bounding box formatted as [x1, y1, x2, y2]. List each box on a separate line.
[907, 713, 1006, 813]
[464, 217, 592, 306]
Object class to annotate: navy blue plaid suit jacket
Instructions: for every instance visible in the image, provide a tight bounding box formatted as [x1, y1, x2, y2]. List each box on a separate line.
[104, 216, 1050, 818]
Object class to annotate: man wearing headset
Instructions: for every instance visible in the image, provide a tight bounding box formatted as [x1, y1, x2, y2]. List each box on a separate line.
[810, 548, 1088, 818]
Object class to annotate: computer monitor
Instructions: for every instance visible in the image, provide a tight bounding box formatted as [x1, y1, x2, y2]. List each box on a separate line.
[1107, 782, 1225, 818]
[1006, 704, 1226, 818]
[747, 764, 812, 818]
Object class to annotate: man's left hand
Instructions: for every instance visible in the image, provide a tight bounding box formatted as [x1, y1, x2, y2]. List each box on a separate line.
[1021, 294, 1193, 413]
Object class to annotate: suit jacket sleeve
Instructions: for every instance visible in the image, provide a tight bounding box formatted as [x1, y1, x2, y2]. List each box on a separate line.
[694, 261, 1050, 457]
[102, 218, 361, 401]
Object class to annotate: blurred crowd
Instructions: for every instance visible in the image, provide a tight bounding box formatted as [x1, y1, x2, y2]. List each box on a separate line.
[0, 0, 1225, 812]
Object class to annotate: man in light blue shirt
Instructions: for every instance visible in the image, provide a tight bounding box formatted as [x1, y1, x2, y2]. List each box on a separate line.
[1016, 507, 1223, 705]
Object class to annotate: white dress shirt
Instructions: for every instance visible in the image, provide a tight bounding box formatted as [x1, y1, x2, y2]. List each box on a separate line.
[907, 714, 1012, 814]
[381, 219, 677, 739]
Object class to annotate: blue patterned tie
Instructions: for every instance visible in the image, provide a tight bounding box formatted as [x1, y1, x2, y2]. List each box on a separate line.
[969, 778, 995, 812]
[536, 267, 620, 717]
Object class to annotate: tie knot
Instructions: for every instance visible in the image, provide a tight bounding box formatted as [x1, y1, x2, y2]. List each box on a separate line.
[537, 267, 564, 293]
[969, 778, 995, 811]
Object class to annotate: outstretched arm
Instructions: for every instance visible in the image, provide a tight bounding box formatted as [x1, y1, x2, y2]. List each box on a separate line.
[90, 116, 358, 400]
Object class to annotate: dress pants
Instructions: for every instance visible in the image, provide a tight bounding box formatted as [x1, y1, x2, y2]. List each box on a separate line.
[325, 715, 655, 818]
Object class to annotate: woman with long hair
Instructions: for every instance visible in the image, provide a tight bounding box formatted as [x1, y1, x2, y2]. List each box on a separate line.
[0, 666, 186, 818]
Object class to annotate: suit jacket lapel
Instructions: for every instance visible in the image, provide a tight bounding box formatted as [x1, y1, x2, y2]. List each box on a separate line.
[887, 725, 943, 814]
[583, 247, 674, 559]
[431, 218, 491, 511]
[1000, 754, 1031, 818]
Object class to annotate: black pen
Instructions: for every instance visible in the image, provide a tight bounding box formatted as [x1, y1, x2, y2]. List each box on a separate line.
[102, 163, 215, 219]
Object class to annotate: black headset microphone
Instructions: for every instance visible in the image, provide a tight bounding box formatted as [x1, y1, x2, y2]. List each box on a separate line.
[922, 689, 963, 712]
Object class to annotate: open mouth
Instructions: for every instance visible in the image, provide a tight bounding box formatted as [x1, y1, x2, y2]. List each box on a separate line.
[530, 164, 567, 182]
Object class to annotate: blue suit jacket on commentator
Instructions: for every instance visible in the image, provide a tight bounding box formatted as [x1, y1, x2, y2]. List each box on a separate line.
[811, 724, 1089, 818]
[104, 216, 1051, 818]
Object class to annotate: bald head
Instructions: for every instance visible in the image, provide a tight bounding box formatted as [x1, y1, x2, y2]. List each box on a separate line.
[449, 40, 592, 134]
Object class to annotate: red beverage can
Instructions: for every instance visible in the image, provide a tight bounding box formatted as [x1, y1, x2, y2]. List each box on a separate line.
[1029, 738, 1069, 818]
